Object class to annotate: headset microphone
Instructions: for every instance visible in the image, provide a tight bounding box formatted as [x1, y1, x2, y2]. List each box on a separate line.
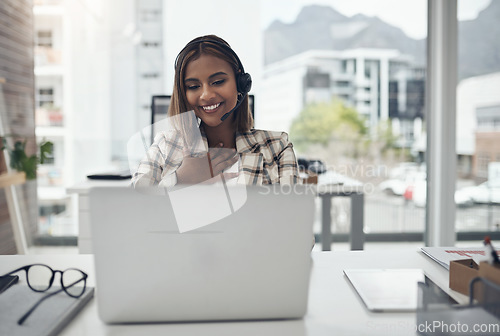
[220, 93, 246, 121]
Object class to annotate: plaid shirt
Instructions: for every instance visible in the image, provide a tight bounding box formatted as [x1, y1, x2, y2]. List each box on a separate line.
[131, 129, 300, 187]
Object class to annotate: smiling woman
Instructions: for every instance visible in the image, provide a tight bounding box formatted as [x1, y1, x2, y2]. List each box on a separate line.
[184, 55, 239, 130]
[132, 35, 300, 187]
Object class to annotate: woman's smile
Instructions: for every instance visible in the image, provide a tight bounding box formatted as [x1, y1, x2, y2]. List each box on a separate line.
[201, 102, 223, 113]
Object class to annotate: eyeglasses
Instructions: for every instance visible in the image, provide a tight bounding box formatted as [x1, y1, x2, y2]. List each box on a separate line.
[1, 263, 88, 325]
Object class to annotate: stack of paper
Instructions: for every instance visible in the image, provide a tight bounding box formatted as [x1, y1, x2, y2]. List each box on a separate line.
[421, 247, 500, 270]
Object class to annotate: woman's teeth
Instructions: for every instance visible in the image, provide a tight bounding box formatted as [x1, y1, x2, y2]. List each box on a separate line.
[202, 103, 221, 111]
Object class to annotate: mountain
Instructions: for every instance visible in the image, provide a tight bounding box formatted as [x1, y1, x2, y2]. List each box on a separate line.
[459, 0, 500, 79]
[264, 5, 425, 66]
[264, 2, 500, 79]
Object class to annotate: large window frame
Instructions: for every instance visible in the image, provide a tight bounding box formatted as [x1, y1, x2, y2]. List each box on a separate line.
[425, 0, 458, 246]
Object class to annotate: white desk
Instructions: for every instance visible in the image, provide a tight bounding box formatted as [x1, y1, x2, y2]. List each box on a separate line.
[67, 180, 131, 253]
[69, 177, 365, 253]
[0, 250, 468, 336]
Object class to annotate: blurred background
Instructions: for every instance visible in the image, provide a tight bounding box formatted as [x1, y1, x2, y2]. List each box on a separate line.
[0, 0, 499, 252]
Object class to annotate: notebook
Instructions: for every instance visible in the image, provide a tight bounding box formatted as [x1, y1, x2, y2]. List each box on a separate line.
[344, 269, 456, 312]
[0, 284, 94, 336]
[89, 185, 315, 323]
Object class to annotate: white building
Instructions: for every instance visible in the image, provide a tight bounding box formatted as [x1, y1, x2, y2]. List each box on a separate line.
[411, 72, 500, 178]
[259, 49, 423, 143]
[457, 71, 500, 178]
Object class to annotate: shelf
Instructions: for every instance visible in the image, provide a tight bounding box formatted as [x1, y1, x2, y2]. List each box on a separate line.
[36, 126, 65, 137]
[0, 172, 26, 188]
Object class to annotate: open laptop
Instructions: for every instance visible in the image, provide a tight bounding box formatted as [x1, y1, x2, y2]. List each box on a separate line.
[89, 185, 315, 323]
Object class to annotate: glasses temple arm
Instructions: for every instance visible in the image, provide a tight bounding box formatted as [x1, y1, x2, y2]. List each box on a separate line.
[17, 287, 64, 325]
[1, 266, 28, 277]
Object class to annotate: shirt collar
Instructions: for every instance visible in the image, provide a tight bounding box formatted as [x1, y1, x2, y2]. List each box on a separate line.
[198, 126, 259, 154]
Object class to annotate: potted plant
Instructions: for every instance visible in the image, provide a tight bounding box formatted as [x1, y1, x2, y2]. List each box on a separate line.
[1, 135, 53, 180]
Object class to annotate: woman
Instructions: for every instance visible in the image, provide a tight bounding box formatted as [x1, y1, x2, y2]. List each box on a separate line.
[132, 35, 299, 187]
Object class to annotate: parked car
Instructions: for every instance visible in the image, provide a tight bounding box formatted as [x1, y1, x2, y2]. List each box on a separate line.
[297, 158, 327, 174]
[379, 163, 424, 196]
[379, 170, 425, 198]
[457, 182, 500, 204]
[409, 180, 475, 208]
[379, 177, 407, 196]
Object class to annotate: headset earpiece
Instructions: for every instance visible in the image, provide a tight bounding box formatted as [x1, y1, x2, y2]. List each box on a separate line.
[236, 72, 252, 96]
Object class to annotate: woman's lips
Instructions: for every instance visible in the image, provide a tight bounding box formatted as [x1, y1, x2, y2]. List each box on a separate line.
[201, 102, 222, 113]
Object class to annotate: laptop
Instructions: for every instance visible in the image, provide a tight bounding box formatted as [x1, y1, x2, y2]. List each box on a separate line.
[89, 185, 315, 323]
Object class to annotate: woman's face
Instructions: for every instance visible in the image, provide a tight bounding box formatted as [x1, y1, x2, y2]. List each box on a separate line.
[184, 54, 238, 128]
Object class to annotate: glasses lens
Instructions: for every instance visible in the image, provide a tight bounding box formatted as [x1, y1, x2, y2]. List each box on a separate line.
[62, 269, 86, 297]
[26, 265, 52, 291]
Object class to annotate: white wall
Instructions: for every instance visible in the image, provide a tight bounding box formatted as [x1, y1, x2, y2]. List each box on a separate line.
[64, 0, 112, 183]
[107, 0, 137, 164]
[163, 0, 262, 111]
[260, 65, 306, 132]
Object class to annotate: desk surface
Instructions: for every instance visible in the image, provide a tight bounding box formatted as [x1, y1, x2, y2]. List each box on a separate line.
[67, 179, 131, 194]
[0, 250, 467, 336]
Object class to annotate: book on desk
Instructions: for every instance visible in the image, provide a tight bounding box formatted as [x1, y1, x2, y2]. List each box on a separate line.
[0, 284, 94, 336]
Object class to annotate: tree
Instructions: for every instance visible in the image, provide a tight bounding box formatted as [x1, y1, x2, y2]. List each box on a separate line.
[289, 99, 367, 152]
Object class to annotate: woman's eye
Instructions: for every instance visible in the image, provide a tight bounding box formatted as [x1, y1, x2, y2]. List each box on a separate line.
[186, 84, 200, 90]
[212, 79, 225, 86]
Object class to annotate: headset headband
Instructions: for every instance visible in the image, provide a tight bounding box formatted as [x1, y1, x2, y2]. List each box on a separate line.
[175, 38, 252, 98]
[174, 39, 246, 74]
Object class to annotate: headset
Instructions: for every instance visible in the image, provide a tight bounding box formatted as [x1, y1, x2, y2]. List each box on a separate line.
[174, 39, 252, 121]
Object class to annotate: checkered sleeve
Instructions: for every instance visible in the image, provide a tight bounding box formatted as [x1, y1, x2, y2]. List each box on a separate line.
[277, 132, 300, 185]
[131, 131, 184, 188]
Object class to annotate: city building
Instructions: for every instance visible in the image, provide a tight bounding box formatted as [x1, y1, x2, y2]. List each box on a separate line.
[456, 72, 500, 181]
[259, 48, 424, 145]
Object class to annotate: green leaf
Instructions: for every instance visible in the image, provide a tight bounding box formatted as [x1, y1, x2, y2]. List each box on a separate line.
[1, 136, 54, 180]
[39, 141, 54, 164]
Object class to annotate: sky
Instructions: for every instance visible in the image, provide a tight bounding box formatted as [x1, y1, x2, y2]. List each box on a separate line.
[260, 0, 492, 39]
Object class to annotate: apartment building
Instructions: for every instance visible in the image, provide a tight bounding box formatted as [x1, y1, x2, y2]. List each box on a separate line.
[259, 48, 424, 145]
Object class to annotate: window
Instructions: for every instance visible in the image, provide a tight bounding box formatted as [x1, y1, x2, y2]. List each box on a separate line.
[36, 30, 52, 47]
[477, 153, 490, 177]
[476, 105, 500, 131]
[37, 88, 54, 107]
[262, 0, 429, 248]
[335, 81, 350, 87]
[142, 72, 159, 78]
[141, 41, 161, 48]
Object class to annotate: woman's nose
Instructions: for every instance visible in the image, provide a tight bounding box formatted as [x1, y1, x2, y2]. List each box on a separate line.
[200, 85, 215, 101]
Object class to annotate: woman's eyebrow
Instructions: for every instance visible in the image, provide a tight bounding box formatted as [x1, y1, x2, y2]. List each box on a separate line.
[208, 71, 228, 79]
[185, 71, 229, 83]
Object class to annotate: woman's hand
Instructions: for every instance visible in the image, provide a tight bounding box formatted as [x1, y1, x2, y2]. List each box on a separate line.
[176, 143, 239, 185]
